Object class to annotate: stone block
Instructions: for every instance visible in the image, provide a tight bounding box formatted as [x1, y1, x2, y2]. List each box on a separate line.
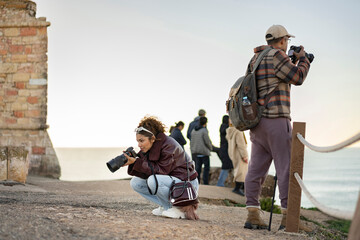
[18, 89, 30, 97]
[25, 109, 40, 118]
[20, 27, 37, 36]
[6, 90, 18, 96]
[15, 82, 26, 89]
[32, 146, 45, 155]
[8, 147, 29, 183]
[0, 147, 7, 181]
[11, 54, 27, 63]
[0, 63, 17, 73]
[13, 73, 30, 82]
[27, 54, 47, 62]
[27, 96, 38, 104]
[17, 63, 34, 73]
[11, 102, 28, 111]
[4, 28, 20, 37]
[17, 117, 30, 126]
[9, 45, 24, 53]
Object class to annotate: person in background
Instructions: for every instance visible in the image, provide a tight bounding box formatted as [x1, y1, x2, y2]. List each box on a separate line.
[124, 116, 199, 220]
[216, 115, 234, 187]
[187, 109, 206, 141]
[169, 121, 187, 149]
[190, 116, 212, 185]
[187, 109, 207, 172]
[226, 120, 248, 196]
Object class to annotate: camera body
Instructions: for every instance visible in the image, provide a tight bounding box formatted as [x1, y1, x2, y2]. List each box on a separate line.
[106, 147, 137, 173]
[288, 45, 314, 64]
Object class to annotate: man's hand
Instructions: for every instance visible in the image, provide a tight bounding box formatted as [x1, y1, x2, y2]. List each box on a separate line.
[293, 45, 306, 60]
[123, 152, 136, 166]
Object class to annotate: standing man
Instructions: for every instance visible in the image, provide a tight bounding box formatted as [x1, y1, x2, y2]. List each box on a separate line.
[187, 109, 206, 141]
[187, 109, 206, 165]
[190, 116, 213, 185]
[244, 25, 311, 230]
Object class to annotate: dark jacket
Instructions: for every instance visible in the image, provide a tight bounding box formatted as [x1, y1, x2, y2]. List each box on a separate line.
[128, 132, 198, 181]
[187, 116, 200, 140]
[219, 121, 233, 170]
[170, 128, 187, 148]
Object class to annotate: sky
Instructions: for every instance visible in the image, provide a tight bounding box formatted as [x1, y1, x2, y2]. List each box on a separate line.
[34, 0, 360, 149]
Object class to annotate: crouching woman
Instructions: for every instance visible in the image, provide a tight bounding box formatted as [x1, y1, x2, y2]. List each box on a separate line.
[123, 116, 199, 220]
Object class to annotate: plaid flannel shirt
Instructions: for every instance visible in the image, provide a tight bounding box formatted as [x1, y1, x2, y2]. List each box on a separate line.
[246, 45, 311, 119]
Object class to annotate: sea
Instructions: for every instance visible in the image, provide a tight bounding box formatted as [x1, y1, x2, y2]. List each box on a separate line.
[55, 147, 360, 212]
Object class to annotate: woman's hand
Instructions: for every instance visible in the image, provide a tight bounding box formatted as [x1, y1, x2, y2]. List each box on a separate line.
[123, 152, 136, 166]
[242, 157, 248, 164]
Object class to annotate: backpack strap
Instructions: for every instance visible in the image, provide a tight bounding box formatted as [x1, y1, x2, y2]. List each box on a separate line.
[253, 47, 279, 107]
[251, 47, 272, 73]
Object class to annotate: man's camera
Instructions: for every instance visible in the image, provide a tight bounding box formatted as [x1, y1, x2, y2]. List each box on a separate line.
[288, 45, 314, 64]
[106, 147, 137, 173]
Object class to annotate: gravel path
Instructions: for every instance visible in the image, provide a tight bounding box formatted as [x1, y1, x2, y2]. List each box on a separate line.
[0, 176, 347, 240]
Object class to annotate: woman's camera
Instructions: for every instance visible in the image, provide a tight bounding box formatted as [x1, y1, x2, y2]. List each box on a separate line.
[106, 147, 137, 173]
[288, 45, 314, 64]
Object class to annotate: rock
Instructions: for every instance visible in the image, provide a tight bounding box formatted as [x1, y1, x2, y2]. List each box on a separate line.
[0, 147, 29, 183]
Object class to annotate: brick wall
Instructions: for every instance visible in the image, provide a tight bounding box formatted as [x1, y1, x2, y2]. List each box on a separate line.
[0, 0, 60, 179]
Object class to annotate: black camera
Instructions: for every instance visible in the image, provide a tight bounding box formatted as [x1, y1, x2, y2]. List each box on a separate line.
[106, 147, 137, 173]
[288, 45, 314, 64]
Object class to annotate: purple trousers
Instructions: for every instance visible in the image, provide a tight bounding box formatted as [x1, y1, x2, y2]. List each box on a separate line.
[245, 117, 292, 209]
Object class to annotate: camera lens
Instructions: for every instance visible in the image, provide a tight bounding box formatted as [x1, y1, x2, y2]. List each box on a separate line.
[106, 154, 128, 173]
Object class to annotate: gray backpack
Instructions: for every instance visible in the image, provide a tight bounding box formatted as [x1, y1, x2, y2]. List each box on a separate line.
[226, 48, 276, 131]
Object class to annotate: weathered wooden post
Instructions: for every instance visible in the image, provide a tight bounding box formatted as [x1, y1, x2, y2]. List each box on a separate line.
[348, 193, 360, 240]
[286, 122, 306, 233]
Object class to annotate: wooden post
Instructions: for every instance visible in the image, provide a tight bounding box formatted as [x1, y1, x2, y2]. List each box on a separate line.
[348, 193, 360, 240]
[286, 122, 306, 233]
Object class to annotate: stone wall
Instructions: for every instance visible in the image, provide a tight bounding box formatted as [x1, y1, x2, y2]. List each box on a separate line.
[0, 0, 60, 178]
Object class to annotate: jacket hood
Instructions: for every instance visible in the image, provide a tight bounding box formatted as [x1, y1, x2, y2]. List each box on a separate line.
[194, 125, 205, 131]
[226, 127, 238, 139]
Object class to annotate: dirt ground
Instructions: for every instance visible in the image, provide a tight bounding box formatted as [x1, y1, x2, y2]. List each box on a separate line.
[0, 176, 348, 240]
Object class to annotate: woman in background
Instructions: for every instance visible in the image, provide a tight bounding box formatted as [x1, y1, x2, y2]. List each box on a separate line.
[124, 116, 199, 220]
[216, 115, 234, 187]
[226, 120, 249, 195]
[169, 121, 187, 149]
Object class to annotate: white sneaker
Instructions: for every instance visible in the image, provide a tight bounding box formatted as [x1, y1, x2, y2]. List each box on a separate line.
[152, 206, 164, 216]
[161, 207, 185, 219]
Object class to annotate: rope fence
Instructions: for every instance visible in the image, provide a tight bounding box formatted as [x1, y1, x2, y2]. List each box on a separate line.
[294, 172, 354, 220]
[297, 132, 360, 153]
[294, 130, 360, 220]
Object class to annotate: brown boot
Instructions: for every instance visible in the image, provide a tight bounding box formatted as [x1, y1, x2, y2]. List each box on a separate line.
[279, 209, 312, 232]
[244, 207, 268, 230]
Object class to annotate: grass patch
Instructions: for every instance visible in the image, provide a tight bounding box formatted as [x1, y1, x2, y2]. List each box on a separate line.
[260, 197, 281, 214]
[300, 215, 324, 227]
[325, 219, 351, 234]
[301, 207, 320, 211]
[223, 199, 246, 207]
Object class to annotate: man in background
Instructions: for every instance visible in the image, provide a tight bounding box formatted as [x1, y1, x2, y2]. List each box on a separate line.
[190, 116, 212, 185]
[187, 109, 206, 165]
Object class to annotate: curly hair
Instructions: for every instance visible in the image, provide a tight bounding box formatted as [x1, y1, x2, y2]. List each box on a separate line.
[137, 116, 166, 138]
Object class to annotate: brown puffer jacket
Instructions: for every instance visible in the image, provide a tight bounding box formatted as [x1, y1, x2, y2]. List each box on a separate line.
[128, 132, 198, 181]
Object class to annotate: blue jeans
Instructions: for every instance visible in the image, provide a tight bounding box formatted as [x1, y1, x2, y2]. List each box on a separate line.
[130, 175, 199, 210]
[216, 169, 230, 187]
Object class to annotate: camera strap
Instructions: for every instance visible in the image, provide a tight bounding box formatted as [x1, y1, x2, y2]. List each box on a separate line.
[146, 157, 159, 195]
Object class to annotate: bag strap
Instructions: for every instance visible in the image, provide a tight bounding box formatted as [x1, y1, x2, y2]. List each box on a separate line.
[186, 158, 190, 181]
[251, 47, 272, 74]
[146, 155, 159, 195]
[251, 47, 278, 107]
